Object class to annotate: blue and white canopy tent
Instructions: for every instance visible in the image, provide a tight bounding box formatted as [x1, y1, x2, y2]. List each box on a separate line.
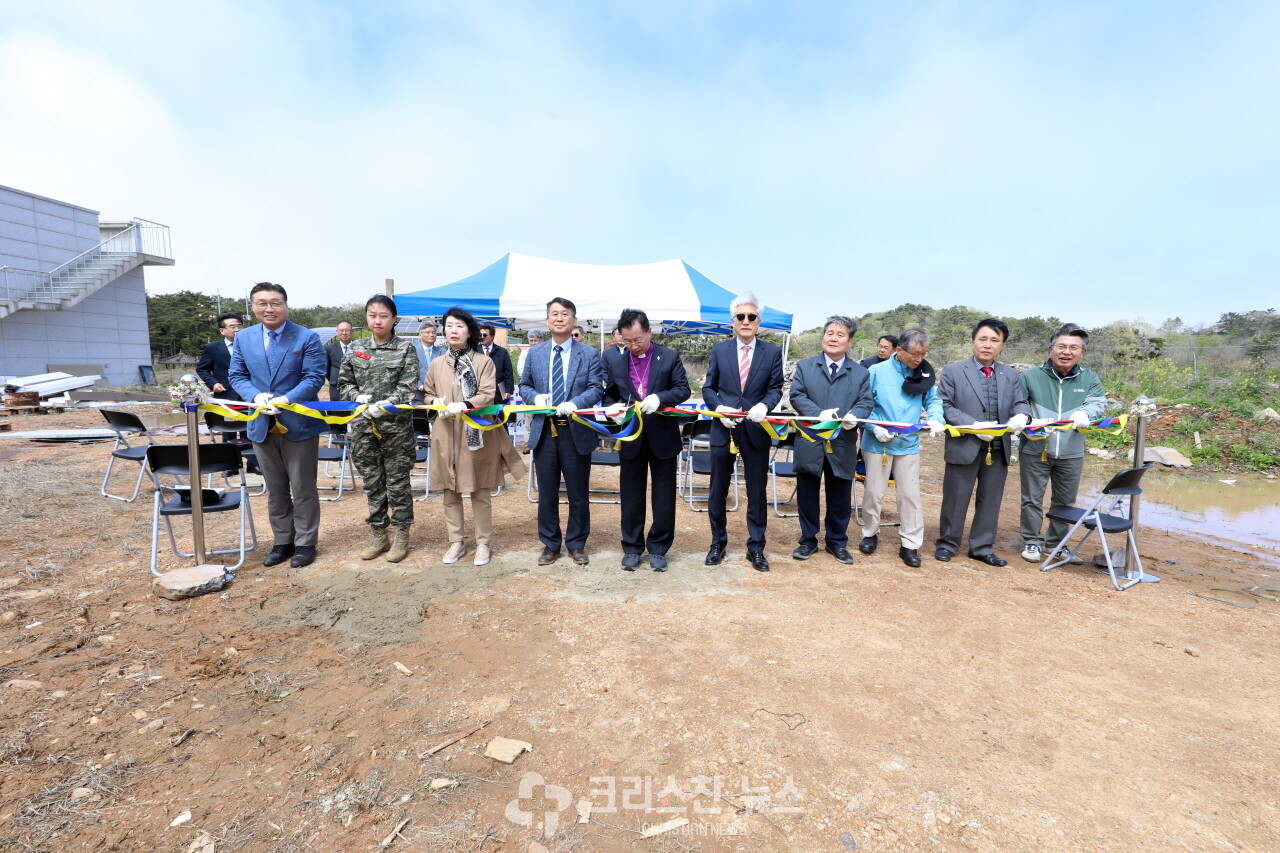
[394, 253, 793, 337]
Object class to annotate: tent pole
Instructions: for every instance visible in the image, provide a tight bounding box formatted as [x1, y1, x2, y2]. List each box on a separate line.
[782, 332, 791, 365]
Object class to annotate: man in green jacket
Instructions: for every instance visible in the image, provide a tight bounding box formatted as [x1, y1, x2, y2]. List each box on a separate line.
[1018, 324, 1107, 564]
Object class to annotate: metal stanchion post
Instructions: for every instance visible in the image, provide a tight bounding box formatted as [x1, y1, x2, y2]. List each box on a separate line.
[182, 376, 208, 563]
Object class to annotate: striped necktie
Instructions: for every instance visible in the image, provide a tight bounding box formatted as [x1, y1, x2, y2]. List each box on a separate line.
[738, 345, 750, 389]
[551, 344, 566, 405]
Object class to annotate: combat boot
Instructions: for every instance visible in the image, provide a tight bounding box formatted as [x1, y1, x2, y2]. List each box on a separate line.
[360, 526, 390, 560]
[386, 525, 411, 563]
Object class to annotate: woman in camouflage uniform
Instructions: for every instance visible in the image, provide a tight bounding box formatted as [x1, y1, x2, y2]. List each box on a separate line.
[338, 295, 420, 562]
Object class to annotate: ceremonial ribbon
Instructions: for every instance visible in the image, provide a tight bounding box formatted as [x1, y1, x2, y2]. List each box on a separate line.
[197, 400, 1128, 453]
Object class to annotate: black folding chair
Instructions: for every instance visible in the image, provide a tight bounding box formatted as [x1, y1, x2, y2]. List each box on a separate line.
[768, 431, 798, 518]
[678, 419, 740, 512]
[100, 409, 157, 502]
[411, 413, 434, 502]
[1041, 465, 1158, 591]
[145, 444, 257, 577]
[317, 423, 356, 501]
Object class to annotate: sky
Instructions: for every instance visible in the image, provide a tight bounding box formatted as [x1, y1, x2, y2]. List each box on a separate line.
[2, 1, 1277, 332]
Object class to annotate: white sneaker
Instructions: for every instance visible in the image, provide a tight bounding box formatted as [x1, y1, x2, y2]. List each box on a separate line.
[474, 544, 491, 566]
[1054, 548, 1085, 566]
[1021, 543, 1041, 563]
[442, 542, 466, 564]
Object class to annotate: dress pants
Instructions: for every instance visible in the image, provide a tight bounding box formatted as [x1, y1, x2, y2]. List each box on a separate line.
[253, 433, 321, 547]
[534, 428, 592, 551]
[937, 454, 1008, 556]
[709, 437, 769, 550]
[796, 456, 853, 550]
[1019, 453, 1086, 549]
[442, 487, 493, 545]
[860, 451, 924, 549]
[619, 444, 678, 556]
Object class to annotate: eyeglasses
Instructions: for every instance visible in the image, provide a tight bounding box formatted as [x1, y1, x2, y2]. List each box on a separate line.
[734, 313, 759, 322]
[253, 300, 285, 309]
[1052, 344, 1084, 353]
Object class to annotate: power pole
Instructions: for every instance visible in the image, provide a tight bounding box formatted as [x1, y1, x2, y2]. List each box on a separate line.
[385, 278, 394, 297]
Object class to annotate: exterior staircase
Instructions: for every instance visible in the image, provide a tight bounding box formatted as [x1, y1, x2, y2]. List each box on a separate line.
[0, 219, 173, 320]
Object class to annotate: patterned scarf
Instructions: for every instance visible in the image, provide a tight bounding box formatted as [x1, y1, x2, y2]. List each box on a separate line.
[449, 346, 484, 451]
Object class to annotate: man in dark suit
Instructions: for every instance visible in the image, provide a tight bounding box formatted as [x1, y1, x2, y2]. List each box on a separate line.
[479, 324, 515, 404]
[325, 321, 355, 401]
[860, 334, 897, 369]
[196, 313, 243, 400]
[601, 308, 691, 572]
[702, 293, 784, 572]
[788, 315, 875, 564]
[518, 297, 606, 566]
[229, 282, 328, 569]
[935, 318, 1031, 566]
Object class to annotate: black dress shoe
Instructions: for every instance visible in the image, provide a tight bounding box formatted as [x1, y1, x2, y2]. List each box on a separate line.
[648, 553, 668, 572]
[705, 544, 726, 566]
[263, 543, 294, 567]
[935, 548, 953, 562]
[746, 549, 770, 572]
[898, 546, 921, 568]
[825, 545, 854, 564]
[569, 549, 590, 566]
[621, 553, 641, 571]
[858, 535, 878, 555]
[537, 547, 560, 566]
[290, 546, 316, 568]
[792, 543, 818, 561]
[968, 552, 1008, 567]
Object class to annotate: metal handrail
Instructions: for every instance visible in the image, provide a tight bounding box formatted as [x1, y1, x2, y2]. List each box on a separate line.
[1, 219, 171, 305]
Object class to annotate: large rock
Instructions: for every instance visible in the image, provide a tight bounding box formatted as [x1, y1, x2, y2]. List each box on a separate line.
[152, 566, 227, 600]
[1132, 446, 1192, 467]
[1256, 407, 1280, 422]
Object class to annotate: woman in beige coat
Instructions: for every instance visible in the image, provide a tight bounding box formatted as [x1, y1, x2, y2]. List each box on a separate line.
[422, 307, 526, 566]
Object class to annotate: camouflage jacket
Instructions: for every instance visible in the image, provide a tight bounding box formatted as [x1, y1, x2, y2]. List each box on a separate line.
[337, 335, 420, 410]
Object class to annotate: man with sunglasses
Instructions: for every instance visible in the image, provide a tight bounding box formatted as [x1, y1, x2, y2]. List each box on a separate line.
[1017, 324, 1106, 565]
[702, 293, 784, 572]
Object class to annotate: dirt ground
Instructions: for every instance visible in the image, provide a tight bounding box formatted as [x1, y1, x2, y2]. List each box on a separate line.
[1, 404, 1277, 853]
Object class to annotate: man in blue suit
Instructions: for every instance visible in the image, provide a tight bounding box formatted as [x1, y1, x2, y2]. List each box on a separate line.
[229, 282, 328, 569]
[702, 293, 785, 572]
[601, 308, 691, 572]
[518, 297, 606, 566]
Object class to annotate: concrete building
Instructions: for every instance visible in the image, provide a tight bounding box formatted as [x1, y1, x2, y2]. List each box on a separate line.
[0, 184, 173, 385]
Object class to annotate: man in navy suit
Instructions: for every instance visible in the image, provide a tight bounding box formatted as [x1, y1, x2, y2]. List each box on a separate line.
[229, 282, 328, 569]
[196, 313, 243, 400]
[324, 321, 355, 401]
[518, 297, 606, 566]
[601, 308, 691, 572]
[479, 324, 515, 404]
[701, 292, 785, 572]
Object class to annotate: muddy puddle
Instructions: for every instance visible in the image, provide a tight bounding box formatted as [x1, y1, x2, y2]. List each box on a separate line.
[1084, 469, 1280, 567]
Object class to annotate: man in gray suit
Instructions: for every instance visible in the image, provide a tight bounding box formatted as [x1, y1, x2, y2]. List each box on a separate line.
[935, 318, 1031, 566]
[788, 316, 876, 564]
[413, 321, 446, 403]
[518, 297, 606, 566]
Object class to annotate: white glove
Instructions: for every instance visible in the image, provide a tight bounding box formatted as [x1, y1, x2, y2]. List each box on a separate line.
[445, 401, 466, 415]
[818, 408, 839, 421]
[927, 420, 945, 438]
[841, 412, 860, 429]
[430, 397, 445, 407]
[354, 393, 373, 404]
[1007, 413, 1029, 434]
[1071, 410, 1091, 429]
[555, 402, 576, 417]
[977, 433, 995, 443]
[873, 425, 893, 443]
[639, 394, 660, 415]
[252, 392, 273, 408]
[533, 394, 552, 407]
[603, 403, 627, 424]
[364, 399, 393, 419]
[715, 405, 741, 428]
[747, 403, 768, 422]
